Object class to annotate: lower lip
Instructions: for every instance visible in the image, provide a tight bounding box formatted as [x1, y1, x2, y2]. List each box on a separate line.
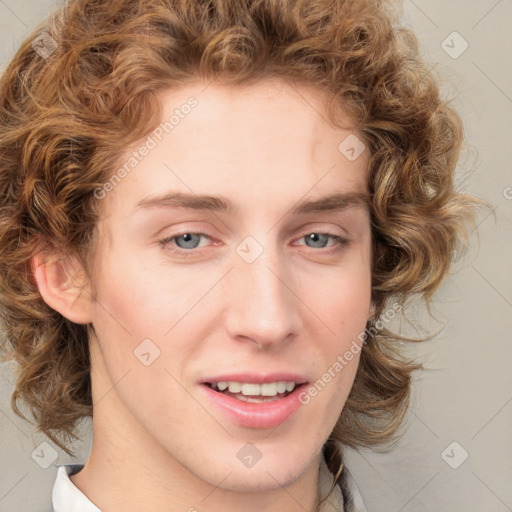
[199, 384, 307, 429]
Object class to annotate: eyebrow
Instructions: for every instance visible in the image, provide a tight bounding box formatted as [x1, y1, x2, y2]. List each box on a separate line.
[134, 191, 370, 215]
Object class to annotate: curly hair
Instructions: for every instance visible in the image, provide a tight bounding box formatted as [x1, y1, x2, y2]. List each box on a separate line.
[0, 0, 479, 475]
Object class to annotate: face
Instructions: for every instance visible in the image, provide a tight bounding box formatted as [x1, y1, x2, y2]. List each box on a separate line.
[85, 79, 373, 492]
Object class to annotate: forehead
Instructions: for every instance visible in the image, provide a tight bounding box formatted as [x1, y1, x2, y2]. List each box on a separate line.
[153, 78, 358, 152]
[99, 79, 369, 220]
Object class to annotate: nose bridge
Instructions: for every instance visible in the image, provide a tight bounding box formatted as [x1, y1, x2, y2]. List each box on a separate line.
[225, 239, 301, 347]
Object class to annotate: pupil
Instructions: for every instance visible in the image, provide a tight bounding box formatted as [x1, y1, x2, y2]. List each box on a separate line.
[308, 233, 327, 248]
[178, 233, 198, 248]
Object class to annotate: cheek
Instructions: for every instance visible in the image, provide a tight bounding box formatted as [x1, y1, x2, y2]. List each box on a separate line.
[87, 255, 193, 415]
[89, 248, 215, 391]
[316, 263, 372, 333]
[305, 259, 371, 395]
[92, 249, 192, 337]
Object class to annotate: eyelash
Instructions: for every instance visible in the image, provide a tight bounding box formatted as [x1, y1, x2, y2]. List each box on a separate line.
[158, 231, 348, 258]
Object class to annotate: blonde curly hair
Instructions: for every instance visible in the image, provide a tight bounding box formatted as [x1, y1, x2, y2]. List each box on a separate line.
[0, 0, 479, 479]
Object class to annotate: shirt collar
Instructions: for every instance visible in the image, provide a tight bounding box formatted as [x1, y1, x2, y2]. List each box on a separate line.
[52, 464, 101, 512]
[317, 449, 368, 512]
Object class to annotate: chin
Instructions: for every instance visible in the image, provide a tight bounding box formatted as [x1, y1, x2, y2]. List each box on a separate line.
[214, 465, 305, 493]
[215, 447, 313, 492]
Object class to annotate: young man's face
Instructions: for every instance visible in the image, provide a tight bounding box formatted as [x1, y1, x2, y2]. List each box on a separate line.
[84, 79, 373, 491]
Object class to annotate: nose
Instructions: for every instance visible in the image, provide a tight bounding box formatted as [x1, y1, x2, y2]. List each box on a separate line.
[224, 246, 302, 350]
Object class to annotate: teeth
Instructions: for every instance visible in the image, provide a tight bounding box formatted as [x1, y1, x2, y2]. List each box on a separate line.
[228, 382, 242, 393]
[211, 381, 298, 396]
[277, 382, 287, 393]
[261, 383, 280, 396]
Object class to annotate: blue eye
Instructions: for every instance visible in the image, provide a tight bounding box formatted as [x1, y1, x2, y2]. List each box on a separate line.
[302, 233, 338, 249]
[172, 233, 204, 249]
[159, 232, 348, 258]
[159, 232, 210, 257]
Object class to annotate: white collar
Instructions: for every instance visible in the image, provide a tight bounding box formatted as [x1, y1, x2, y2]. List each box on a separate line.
[52, 464, 101, 512]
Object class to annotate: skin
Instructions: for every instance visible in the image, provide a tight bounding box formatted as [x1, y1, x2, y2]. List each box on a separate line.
[33, 79, 374, 512]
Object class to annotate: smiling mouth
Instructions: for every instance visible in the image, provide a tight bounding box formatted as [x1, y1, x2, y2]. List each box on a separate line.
[204, 381, 306, 403]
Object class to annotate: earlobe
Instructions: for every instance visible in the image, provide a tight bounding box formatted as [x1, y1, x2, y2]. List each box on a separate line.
[31, 251, 93, 325]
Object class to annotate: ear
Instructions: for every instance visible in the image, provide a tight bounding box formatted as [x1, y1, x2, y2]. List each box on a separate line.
[31, 249, 93, 325]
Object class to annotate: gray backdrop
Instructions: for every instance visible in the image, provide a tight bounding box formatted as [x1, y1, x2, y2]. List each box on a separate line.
[0, 0, 511, 511]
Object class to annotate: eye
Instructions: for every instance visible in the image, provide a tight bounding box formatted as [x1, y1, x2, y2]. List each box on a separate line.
[169, 233, 205, 249]
[298, 233, 347, 251]
[159, 232, 212, 257]
[158, 231, 348, 259]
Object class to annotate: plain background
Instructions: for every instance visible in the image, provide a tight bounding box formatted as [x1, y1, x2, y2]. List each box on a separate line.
[0, 1, 511, 511]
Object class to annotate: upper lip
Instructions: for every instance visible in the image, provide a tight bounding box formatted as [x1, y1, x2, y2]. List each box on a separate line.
[201, 373, 309, 385]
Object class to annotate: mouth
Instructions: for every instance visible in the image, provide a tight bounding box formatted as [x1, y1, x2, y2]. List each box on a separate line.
[199, 380, 310, 429]
[202, 380, 307, 403]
